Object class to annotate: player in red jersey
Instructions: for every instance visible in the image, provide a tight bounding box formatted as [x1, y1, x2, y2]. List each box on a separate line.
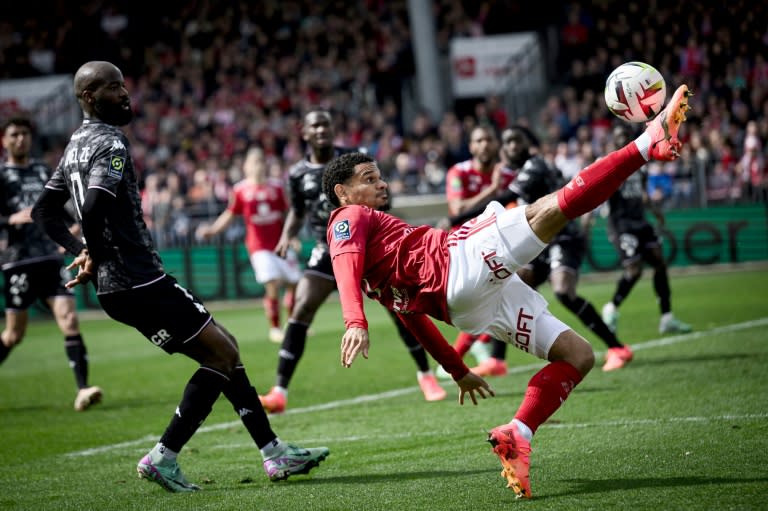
[443, 125, 517, 369]
[446, 125, 518, 216]
[198, 147, 299, 343]
[320, 83, 692, 498]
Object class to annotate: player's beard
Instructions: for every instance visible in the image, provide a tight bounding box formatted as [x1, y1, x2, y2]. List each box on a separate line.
[94, 99, 133, 126]
[377, 195, 392, 212]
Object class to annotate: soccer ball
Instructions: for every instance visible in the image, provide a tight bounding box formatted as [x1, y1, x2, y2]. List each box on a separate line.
[604, 62, 666, 122]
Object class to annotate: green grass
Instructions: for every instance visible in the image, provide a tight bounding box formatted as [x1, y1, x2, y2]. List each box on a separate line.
[1, 266, 767, 510]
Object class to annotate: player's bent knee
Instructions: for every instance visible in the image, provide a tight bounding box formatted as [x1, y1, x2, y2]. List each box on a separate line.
[549, 330, 594, 376]
[623, 263, 643, 281]
[204, 346, 240, 375]
[1, 330, 24, 347]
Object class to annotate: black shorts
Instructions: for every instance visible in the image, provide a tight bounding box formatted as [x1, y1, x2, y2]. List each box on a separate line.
[549, 237, 586, 274]
[97, 275, 212, 353]
[610, 223, 660, 264]
[3, 259, 73, 310]
[304, 243, 335, 281]
[522, 237, 585, 286]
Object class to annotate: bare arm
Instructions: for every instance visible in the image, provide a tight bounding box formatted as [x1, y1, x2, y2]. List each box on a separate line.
[448, 164, 505, 216]
[448, 164, 504, 218]
[197, 209, 235, 240]
[274, 208, 303, 257]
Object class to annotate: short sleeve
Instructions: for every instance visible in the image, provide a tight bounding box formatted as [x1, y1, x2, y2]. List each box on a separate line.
[229, 187, 243, 214]
[46, 165, 69, 192]
[87, 137, 129, 196]
[445, 165, 466, 202]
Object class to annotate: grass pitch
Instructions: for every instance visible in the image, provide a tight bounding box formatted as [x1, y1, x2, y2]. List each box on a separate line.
[1, 265, 766, 510]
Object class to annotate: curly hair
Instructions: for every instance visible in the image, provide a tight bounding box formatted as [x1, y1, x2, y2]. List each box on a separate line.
[321, 152, 375, 208]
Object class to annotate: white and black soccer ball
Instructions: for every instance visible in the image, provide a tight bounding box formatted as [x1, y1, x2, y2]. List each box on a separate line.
[604, 61, 667, 123]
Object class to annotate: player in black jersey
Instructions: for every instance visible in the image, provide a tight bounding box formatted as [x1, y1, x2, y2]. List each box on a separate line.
[0, 116, 103, 409]
[446, 126, 635, 372]
[32, 61, 328, 493]
[259, 110, 446, 413]
[599, 124, 692, 336]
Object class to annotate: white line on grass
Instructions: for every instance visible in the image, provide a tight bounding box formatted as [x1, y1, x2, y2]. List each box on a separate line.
[65, 317, 768, 458]
[184, 412, 768, 449]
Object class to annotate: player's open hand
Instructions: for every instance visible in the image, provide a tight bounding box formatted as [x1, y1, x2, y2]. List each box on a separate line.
[65, 249, 94, 288]
[195, 223, 212, 241]
[9, 207, 33, 225]
[340, 327, 370, 368]
[274, 238, 290, 258]
[456, 371, 495, 405]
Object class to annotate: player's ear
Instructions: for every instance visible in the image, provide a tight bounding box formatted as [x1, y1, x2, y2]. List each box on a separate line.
[333, 183, 346, 205]
[81, 89, 94, 104]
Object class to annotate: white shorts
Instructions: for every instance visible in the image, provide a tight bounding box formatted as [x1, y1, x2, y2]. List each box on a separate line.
[446, 203, 569, 359]
[249, 249, 301, 285]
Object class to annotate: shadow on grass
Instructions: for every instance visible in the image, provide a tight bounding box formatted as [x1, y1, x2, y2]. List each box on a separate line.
[196, 467, 495, 491]
[544, 476, 768, 498]
[631, 352, 756, 367]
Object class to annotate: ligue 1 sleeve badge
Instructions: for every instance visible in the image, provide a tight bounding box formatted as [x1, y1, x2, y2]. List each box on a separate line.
[333, 219, 351, 240]
[108, 154, 125, 178]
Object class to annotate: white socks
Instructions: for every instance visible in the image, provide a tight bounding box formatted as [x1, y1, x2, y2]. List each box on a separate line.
[151, 443, 177, 463]
[512, 419, 533, 442]
[634, 132, 652, 161]
[260, 437, 286, 460]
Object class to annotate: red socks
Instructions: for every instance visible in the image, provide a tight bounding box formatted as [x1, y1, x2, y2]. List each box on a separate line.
[264, 297, 280, 329]
[557, 142, 647, 219]
[283, 290, 295, 316]
[513, 360, 583, 434]
[452, 331, 476, 357]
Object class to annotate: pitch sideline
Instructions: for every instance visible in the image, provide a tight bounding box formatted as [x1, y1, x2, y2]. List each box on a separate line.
[65, 317, 768, 458]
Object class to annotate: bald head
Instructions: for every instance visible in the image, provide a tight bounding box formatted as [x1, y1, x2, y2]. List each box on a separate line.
[304, 110, 332, 126]
[73, 61, 133, 126]
[74, 61, 122, 99]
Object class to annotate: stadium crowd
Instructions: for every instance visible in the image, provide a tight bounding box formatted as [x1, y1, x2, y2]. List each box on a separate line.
[0, 0, 765, 247]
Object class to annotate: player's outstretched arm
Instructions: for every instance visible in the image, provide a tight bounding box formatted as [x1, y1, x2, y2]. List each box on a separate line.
[197, 208, 235, 240]
[275, 208, 303, 257]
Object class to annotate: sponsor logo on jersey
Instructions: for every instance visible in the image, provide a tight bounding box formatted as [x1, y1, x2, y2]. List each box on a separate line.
[332, 219, 351, 240]
[107, 155, 125, 178]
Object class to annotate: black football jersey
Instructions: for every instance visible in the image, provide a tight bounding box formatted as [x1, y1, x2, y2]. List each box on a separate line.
[509, 155, 562, 206]
[0, 161, 63, 268]
[607, 169, 648, 232]
[287, 147, 353, 244]
[510, 156, 582, 241]
[45, 119, 163, 293]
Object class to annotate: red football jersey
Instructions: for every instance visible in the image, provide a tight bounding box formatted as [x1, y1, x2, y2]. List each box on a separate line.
[327, 205, 450, 324]
[229, 179, 287, 253]
[445, 160, 517, 215]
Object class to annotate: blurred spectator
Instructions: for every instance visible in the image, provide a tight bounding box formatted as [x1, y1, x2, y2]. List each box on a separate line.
[0, 0, 764, 249]
[738, 133, 766, 202]
[646, 161, 673, 209]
